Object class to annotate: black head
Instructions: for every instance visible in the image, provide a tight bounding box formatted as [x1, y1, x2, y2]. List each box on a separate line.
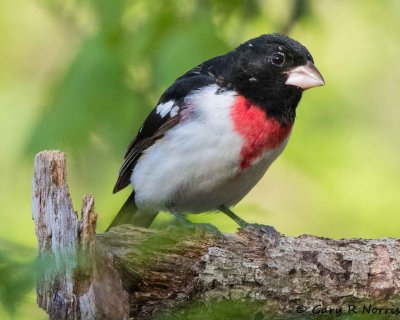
[222, 34, 324, 124]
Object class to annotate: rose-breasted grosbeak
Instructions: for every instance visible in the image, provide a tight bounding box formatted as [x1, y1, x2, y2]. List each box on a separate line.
[108, 33, 324, 230]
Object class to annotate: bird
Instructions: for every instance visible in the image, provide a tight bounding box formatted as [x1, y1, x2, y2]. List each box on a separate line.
[107, 33, 324, 231]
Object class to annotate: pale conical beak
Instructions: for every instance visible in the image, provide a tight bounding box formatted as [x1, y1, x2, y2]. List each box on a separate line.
[284, 61, 325, 90]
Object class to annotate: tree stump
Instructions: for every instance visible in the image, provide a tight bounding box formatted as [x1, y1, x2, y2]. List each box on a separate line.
[32, 151, 400, 319]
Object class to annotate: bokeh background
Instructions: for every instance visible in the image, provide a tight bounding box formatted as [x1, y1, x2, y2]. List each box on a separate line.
[1, 0, 400, 318]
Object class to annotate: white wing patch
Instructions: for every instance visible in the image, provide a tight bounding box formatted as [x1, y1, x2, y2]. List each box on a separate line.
[170, 106, 179, 117]
[156, 101, 175, 118]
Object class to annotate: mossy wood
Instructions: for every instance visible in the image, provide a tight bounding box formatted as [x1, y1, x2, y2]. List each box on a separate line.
[32, 151, 400, 320]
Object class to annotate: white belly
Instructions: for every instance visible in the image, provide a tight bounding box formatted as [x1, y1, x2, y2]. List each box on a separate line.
[131, 85, 289, 213]
[170, 144, 287, 212]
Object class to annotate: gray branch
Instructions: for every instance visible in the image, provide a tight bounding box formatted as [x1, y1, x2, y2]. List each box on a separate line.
[32, 151, 400, 320]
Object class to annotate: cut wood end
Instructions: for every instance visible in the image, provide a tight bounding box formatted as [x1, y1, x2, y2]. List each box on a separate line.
[34, 150, 66, 187]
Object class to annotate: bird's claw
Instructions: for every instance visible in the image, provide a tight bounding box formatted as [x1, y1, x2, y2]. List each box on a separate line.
[177, 219, 222, 237]
[239, 223, 278, 235]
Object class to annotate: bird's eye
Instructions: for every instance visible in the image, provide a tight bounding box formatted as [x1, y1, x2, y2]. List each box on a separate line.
[271, 52, 285, 66]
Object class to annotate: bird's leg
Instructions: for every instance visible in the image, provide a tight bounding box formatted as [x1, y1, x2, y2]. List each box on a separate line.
[219, 205, 278, 234]
[219, 205, 249, 228]
[172, 211, 191, 226]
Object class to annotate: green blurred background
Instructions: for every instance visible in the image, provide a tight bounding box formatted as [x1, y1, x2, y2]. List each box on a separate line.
[1, 0, 400, 318]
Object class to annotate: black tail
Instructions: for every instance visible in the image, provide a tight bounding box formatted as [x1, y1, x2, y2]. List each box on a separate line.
[106, 191, 158, 231]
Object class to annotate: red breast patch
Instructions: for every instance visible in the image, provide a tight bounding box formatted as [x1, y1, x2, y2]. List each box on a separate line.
[231, 96, 292, 169]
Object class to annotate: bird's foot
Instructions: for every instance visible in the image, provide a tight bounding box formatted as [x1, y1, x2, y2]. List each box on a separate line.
[173, 212, 222, 236]
[183, 221, 222, 236]
[239, 223, 279, 236]
[218, 206, 278, 235]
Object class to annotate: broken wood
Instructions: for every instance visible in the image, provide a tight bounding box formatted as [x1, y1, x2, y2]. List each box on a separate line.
[32, 150, 400, 319]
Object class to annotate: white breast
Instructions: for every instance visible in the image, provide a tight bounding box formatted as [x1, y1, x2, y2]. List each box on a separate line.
[131, 84, 288, 213]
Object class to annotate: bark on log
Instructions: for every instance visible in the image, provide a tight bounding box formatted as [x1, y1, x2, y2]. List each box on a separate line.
[32, 151, 400, 320]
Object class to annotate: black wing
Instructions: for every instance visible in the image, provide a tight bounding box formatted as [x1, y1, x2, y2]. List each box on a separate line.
[113, 71, 218, 194]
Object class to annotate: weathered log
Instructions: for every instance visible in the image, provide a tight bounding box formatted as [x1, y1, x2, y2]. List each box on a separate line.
[32, 151, 400, 320]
